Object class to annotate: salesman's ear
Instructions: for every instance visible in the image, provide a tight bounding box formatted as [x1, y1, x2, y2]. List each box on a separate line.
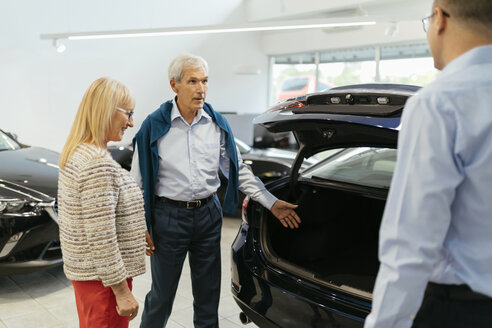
[435, 8, 448, 35]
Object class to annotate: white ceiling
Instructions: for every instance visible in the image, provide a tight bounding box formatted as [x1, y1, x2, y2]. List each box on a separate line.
[246, 0, 432, 54]
[246, 0, 430, 23]
[20, 0, 431, 54]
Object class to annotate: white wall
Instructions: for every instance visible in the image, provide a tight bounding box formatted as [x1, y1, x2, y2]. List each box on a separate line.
[0, 0, 269, 151]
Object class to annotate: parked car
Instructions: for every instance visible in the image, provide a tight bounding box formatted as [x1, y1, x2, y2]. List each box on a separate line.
[277, 76, 334, 102]
[0, 129, 61, 275]
[231, 83, 420, 327]
[108, 138, 318, 215]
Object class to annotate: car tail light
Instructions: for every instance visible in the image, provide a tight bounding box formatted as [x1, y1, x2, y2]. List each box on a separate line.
[267, 99, 306, 112]
[241, 196, 250, 226]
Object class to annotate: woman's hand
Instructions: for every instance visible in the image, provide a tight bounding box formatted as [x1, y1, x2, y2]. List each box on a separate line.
[111, 280, 139, 321]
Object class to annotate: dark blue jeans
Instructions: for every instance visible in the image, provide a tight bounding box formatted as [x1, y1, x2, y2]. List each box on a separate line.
[140, 195, 223, 328]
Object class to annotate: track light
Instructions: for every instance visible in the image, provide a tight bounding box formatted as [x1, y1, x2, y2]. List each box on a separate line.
[41, 19, 376, 42]
[52, 39, 66, 53]
[385, 22, 399, 37]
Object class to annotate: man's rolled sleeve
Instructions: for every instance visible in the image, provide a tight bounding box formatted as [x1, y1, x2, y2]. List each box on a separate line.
[219, 138, 278, 210]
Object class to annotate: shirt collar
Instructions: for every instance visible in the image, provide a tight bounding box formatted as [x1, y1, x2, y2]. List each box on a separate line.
[439, 45, 492, 78]
[171, 97, 211, 125]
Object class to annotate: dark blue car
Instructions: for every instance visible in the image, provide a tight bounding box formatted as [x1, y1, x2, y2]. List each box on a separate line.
[231, 84, 419, 327]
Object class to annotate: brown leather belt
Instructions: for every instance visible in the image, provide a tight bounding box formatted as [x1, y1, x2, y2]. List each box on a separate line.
[156, 194, 214, 209]
[425, 282, 491, 301]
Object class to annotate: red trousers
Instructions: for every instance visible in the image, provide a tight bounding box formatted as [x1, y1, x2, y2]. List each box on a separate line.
[72, 278, 133, 328]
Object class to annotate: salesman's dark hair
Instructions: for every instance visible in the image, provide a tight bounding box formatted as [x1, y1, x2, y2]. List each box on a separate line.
[436, 0, 492, 30]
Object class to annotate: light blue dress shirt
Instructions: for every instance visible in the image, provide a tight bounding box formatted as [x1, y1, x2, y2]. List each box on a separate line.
[365, 45, 492, 328]
[131, 100, 277, 210]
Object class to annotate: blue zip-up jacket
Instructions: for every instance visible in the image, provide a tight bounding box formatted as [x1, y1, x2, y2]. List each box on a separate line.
[133, 100, 239, 236]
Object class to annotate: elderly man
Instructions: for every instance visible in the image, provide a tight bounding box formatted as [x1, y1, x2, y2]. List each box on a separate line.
[364, 1, 492, 327]
[131, 54, 301, 328]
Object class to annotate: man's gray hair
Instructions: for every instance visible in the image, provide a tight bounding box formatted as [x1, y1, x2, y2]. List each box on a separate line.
[168, 54, 209, 82]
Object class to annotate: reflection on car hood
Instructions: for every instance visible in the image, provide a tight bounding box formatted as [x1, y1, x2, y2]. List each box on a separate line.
[0, 147, 59, 197]
[247, 147, 296, 161]
[0, 179, 54, 202]
[245, 147, 319, 168]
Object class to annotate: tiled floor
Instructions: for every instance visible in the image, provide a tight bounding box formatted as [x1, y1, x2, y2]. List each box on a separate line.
[0, 217, 258, 328]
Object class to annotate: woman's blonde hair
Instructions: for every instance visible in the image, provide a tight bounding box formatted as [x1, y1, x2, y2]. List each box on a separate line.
[59, 77, 135, 169]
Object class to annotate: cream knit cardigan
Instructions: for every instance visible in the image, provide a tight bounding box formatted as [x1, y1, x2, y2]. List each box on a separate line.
[58, 143, 146, 286]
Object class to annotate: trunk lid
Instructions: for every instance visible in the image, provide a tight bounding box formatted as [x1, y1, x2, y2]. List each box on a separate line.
[255, 84, 419, 160]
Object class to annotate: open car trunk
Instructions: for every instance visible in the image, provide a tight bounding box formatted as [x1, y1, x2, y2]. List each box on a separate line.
[260, 181, 385, 298]
[253, 85, 415, 299]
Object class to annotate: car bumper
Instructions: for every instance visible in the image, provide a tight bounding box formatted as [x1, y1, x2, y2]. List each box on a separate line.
[231, 223, 367, 328]
[0, 257, 63, 275]
[0, 213, 62, 276]
[232, 295, 282, 328]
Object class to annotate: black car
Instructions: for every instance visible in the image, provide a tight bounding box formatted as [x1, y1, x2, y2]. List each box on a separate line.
[108, 138, 318, 215]
[0, 129, 61, 275]
[108, 137, 306, 181]
[231, 84, 419, 327]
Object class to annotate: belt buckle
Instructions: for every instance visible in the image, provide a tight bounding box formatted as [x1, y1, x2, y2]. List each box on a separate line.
[186, 200, 201, 209]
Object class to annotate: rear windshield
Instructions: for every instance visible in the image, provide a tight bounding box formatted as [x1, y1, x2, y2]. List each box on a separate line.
[301, 147, 396, 189]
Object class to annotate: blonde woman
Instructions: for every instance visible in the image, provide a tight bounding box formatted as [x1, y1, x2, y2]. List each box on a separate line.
[58, 77, 146, 328]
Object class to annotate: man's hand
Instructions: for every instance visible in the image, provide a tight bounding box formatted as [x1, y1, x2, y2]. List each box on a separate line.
[145, 230, 155, 256]
[271, 200, 301, 229]
[111, 280, 139, 321]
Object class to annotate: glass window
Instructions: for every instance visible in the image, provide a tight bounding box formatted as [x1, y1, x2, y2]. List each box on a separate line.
[302, 147, 396, 189]
[316, 81, 330, 92]
[270, 43, 438, 104]
[272, 63, 317, 103]
[0, 131, 21, 151]
[281, 77, 309, 91]
[318, 61, 376, 87]
[379, 57, 437, 86]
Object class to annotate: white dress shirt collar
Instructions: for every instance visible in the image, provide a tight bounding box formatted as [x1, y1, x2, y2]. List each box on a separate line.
[440, 45, 492, 78]
[171, 98, 211, 126]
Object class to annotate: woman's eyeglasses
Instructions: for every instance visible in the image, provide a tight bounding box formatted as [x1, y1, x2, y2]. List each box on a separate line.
[115, 107, 134, 120]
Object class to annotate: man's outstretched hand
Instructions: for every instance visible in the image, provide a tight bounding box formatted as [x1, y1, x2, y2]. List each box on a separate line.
[271, 200, 301, 229]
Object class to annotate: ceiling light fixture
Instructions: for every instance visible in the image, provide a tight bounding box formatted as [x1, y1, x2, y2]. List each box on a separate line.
[385, 22, 399, 37]
[41, 19, 376, 42]
[52, 39, 66, 53]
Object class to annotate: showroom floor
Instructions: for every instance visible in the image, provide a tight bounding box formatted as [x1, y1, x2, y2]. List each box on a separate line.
[0, 217, 257, 328]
